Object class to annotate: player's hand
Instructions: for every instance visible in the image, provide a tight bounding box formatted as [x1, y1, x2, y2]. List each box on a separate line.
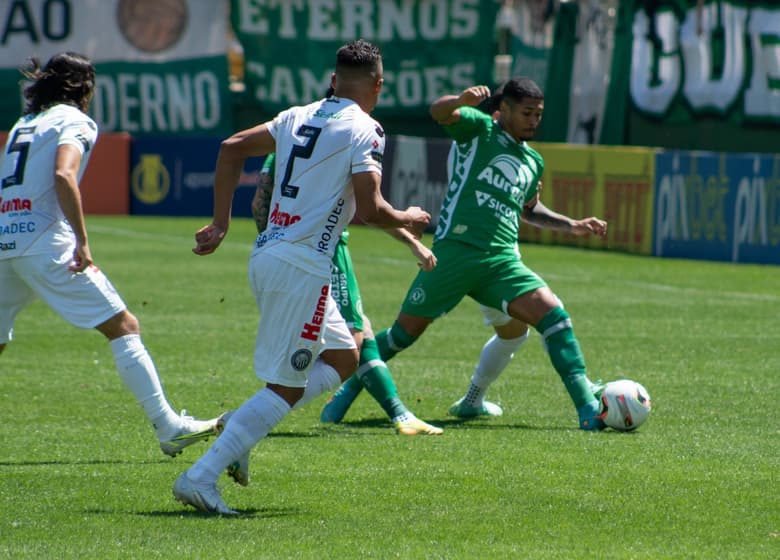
[459, 85, 491, 107]
[193, 223, 227, 255]
[410, 240, 437, 271]
[404, 206, 431, 238]
[69, 243, 93, 272]
[572, 217, 607, 239]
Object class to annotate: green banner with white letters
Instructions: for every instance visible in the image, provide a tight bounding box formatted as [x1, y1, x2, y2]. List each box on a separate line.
[0, 0, 232, 136]
[231, 0, 500, 123]
[601, 0, 779, 152]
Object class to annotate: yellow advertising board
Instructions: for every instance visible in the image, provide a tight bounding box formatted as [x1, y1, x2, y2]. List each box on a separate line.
[523, 143, 656, 255]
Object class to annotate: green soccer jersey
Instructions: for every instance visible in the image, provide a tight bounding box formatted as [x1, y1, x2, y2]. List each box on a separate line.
[434, 106, 544, 251]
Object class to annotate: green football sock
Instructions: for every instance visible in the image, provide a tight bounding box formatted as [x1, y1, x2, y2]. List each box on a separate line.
[535, 307, 595, 409]
[375, 321, 417, 362]
[357, 337, 407, 419]
[335, 372, 363, 397]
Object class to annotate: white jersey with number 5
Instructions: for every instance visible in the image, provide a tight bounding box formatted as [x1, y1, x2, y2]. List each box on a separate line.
[0, 104, 97, 260]
[258, 96, 385, 276]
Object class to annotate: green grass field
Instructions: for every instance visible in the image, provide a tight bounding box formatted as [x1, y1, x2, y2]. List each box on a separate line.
[1, 216, 778, 559]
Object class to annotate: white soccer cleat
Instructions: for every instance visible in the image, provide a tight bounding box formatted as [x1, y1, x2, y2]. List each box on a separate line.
[159, 410, 221, 457]
[173, 472, 238, 516]
[448, 397, 503, 418]
[216, 411, 251, 486]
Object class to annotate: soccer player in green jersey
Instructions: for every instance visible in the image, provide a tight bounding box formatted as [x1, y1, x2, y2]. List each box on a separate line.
[325, 77, 608, 430]
[251, 152, 442, 439]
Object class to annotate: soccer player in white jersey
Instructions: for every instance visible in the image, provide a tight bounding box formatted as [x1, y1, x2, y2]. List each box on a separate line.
[0, 52, 219, 457]
[173, 39, 431, 514]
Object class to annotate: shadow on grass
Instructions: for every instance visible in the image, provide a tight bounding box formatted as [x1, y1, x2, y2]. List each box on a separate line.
[333, 417, 578, 432]
[85, 507, 299, 519]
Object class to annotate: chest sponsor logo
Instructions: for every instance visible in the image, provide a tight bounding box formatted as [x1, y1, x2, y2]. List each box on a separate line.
[269, 203, 301, 226]
[0, 197, 32, 215]
[476, 154, 525, 198]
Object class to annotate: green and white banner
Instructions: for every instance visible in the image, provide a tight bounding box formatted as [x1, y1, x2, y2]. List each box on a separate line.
[542, 0, 779, 153]
[0, 0, 232, 135]
[231, 0, 500, 119]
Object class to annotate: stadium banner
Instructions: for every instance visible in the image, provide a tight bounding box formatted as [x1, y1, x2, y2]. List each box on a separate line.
[130, 136, 262, 217]
[0, 130, 129, 215]
[654, 151, 780, 265]
[601, 0, 780, 152]
[0, 0, 232, 136]
[537, 0, 614, 146]
[231, 0, 500, 120]
[522, 143, 656, 255]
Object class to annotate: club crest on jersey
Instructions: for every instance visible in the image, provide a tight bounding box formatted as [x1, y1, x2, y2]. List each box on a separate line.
[291, 349, 313, 371]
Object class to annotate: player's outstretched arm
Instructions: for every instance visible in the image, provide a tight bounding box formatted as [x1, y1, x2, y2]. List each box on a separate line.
[194, 124, 276, 255]
[522, 195, 607, 239]
[352, 171, 431, 233]
[430, 85, 491, 125]
[387, 228, 437, 271]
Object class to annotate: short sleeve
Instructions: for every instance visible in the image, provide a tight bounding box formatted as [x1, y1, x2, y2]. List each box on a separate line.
[442, 106, 491, 144]
[58, 118, 98, 154]
[350, 117, 384, 176]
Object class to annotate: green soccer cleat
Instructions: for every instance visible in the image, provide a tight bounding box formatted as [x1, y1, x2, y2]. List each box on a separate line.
[159, 410, 220, 457]
[394, 415, 444, 436]
[448, 397, 503, 418]
[320, 382, 363, 423]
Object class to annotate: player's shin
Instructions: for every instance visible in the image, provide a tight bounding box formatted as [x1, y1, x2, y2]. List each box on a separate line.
[375, 322, 418, 362]
[535, 308, 599, 411]
[356, 337, 406, 419]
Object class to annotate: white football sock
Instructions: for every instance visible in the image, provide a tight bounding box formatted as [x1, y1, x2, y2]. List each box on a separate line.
[463, 332, 529, 407]
[109, 334, 179, 438]
[188, 387, 290, 483]
[291, 360, 342, 410]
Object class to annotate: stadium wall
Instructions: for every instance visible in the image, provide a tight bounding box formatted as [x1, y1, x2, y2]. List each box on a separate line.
[2, 132, 777, 265]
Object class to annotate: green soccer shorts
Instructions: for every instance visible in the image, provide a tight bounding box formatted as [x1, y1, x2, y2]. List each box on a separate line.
[330, 236, 364, 332]
[399, 239, 547, 318]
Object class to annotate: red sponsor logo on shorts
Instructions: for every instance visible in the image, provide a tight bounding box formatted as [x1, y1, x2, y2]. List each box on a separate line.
[0, 197, 32, 213]
[270, 203, 301, 226]
[300, 284, 330, 341]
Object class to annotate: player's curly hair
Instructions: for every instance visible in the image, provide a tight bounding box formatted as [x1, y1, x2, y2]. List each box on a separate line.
[22, 52, 96, 115]
[335, 39, 382, 78]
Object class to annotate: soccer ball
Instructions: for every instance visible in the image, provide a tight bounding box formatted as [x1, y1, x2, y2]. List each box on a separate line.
[598, 379, 652, 431]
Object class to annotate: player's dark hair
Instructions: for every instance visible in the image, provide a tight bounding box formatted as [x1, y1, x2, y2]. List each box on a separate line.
[501, 76, 544, 104]
[335, 39, 382, 79]
[22, 52, 95, 115]
[483, 83, 506, 114]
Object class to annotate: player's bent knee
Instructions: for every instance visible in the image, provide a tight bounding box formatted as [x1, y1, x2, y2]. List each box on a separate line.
[320, 347, 359, 380]
[96, 309, 140, 340]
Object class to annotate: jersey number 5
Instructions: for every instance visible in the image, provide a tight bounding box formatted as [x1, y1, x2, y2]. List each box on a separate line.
[279, 125, 321, 199]
[2, 126, 35, 189]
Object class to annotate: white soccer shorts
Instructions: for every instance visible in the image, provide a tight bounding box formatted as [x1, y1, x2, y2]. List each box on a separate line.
[248, 251, 355, 388]
[0, 252, 126, 343]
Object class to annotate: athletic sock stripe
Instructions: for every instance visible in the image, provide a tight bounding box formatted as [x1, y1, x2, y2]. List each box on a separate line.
[541, 318, 572, 339]
[386, 331, 403, 352]
[356, 359, 384, 377]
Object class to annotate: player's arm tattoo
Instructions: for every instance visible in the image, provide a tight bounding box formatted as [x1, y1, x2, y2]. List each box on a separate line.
[252, 171, 273, 234]
[521, 200, 574, 232]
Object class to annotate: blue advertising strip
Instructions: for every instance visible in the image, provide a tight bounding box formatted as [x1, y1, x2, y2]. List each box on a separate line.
[130, 137, 263, 217]
[654, 151, 780, 265]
